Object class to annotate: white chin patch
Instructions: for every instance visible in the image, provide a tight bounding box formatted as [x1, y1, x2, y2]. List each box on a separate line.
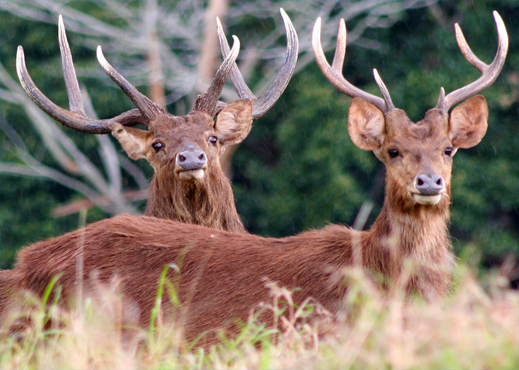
[412, 193, 442, 205]
[178, 169, 205, 181]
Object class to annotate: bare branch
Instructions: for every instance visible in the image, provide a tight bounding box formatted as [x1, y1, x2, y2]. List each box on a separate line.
[0, 0, 438, 109]
[118, 155, 150, 190]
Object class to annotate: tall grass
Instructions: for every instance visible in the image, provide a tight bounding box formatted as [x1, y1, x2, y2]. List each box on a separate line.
[1, 263, 517, 370]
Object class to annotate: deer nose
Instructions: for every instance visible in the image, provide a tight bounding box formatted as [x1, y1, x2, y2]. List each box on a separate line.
[176, 149, 207, 171]
[415, 174, 444, 195]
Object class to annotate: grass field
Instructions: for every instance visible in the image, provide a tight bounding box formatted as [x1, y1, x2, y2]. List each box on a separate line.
[1, 263, 517, 370]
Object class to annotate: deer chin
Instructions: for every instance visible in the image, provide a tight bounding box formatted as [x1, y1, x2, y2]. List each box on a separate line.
[412, 193, 442, 205]
[177, 169, 205, 181]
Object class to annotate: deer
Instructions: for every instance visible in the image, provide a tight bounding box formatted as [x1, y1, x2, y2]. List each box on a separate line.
[1, 12, 508, 346]
[16, 11, 298, 233]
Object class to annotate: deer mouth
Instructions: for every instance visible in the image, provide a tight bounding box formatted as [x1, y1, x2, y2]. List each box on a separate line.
[177, 169, 206, 181]
[411, 193, 442, 205]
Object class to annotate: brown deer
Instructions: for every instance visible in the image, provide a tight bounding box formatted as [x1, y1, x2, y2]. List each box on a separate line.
[1, 12, 507, 345]
[16, 13, 298, 232]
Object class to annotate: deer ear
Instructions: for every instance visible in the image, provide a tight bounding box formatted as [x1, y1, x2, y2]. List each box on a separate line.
[109, 122, 151, 160]
[214, 99, 253, 146]
[448, 95, 488, 149]
[348, 98, 385, 151]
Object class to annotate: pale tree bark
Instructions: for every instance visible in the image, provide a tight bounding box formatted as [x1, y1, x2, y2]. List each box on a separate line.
[148, 30, 166, 108]
[145, 0, 166, 108]
[197, 0, 230, 87]
[195, 0, 234, 176]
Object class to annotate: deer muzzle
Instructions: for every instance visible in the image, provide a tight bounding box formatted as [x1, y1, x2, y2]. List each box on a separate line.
[175, 148, 207, 180]
[412, 174, 445, 205]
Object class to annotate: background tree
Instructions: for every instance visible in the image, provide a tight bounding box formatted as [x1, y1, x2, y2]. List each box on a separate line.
[0, 0, 517, 278]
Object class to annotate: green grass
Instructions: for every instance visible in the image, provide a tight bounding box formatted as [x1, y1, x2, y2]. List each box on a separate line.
[1, 265, 517, 370]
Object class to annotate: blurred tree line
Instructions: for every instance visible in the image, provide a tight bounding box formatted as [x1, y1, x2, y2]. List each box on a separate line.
[0, 0, 517, 277]
[233, 0, 519, 270]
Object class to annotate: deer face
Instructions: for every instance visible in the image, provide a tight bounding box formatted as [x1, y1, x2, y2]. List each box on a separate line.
[109, 99, 252, 182]
[348, 96, 488, 209]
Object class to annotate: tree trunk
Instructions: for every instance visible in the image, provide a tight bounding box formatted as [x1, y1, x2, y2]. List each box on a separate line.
[148, 30, 166, 108]
[197, 0, 230, 87]
[197, 0, 234, 177]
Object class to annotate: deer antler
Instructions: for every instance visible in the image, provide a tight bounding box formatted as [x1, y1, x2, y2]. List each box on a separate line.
[216, 8, 299, 119]
[312, 17, 395, 115]
[18, 15, 244, 131]
[435, 11, 508, 111]
[193, 36, 241, 117]
[96, 47, 165, 122]
[17, 15, 149, 134]
[97, 24, 241, 119]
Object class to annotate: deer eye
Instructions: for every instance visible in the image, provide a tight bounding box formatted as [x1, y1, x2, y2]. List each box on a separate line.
[208, 136, 218, 145]
[444, 147, 453, 156]
[388, 148, 399, 158]
[152, 141, 163, 152]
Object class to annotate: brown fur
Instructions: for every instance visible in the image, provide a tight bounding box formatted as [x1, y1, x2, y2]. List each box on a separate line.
[0, 269, 21, 326]
[113, 101, 252, 233]
[1, 96, 489, 345]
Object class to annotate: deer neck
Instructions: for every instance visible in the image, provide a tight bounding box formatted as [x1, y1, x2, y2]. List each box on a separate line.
[368, 200, 450, 255]
[361, 190, 454, 296]
[145, 170, 246, 233]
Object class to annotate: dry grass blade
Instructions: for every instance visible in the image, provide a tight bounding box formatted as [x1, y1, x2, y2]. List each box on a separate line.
[1, 265, 517, 370]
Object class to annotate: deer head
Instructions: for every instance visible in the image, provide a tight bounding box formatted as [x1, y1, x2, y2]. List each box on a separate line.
[16, 14, 298, 230]
[16, 15, 249, 184]
[313, 12, 508, 215]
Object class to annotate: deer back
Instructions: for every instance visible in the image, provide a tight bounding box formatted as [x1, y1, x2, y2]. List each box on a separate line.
[6, 215, 356, 342]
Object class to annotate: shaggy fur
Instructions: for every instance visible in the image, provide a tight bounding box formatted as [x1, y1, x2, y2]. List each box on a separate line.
[1, 96, 489, 345]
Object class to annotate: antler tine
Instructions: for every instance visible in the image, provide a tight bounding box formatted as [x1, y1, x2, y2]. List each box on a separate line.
[194, 35, 240, 116]
[435, 87, 446, 109]
[97, 46, 165, 122]
[216, 17, 255, 101]
[251, 8, 298, 119]
[312, 17, 392, 114]
[58, 15, 84, 115]
[437, 11, 509, 111]
[16, 16, 146, 134]
[17, 46, 102, 133]
[330, 18, 346, 72]
[373, 69, 395, 112]
[217, 8, 299, 119]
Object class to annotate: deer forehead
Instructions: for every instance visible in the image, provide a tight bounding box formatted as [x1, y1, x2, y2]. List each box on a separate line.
[384, 108, 450, 148]
[149, 113, 215, 143]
